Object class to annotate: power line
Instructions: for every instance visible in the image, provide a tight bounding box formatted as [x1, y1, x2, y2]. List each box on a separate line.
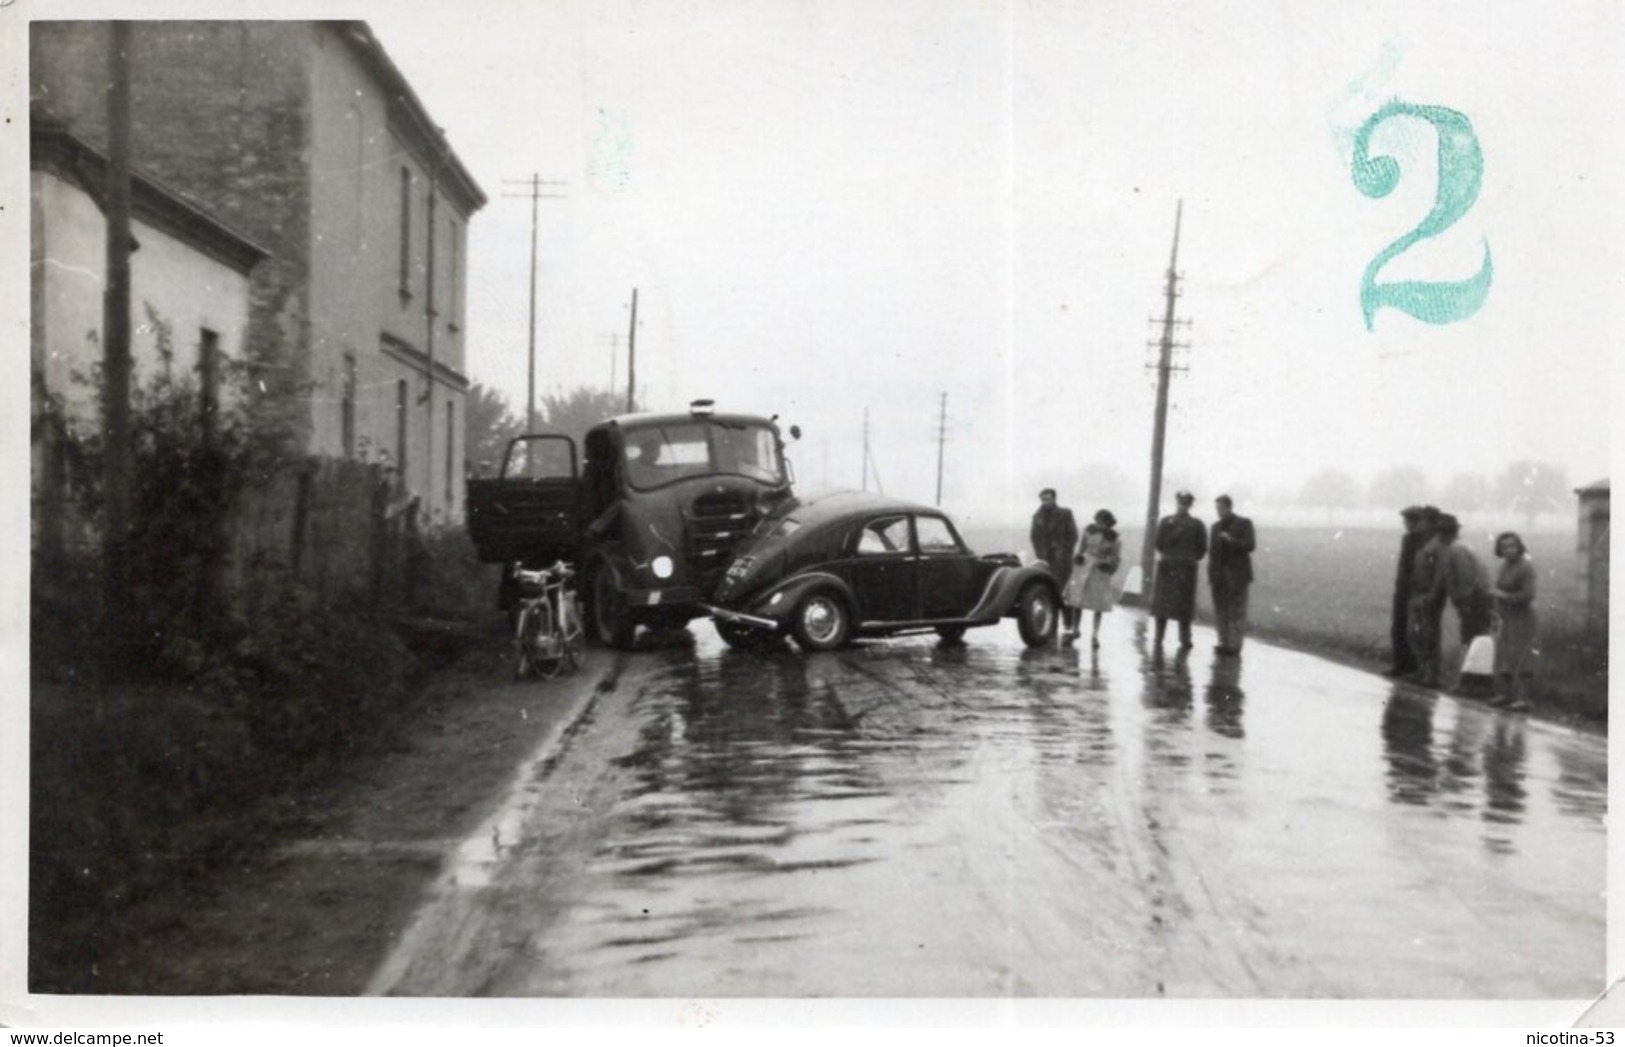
[501, 175, 567, 433]
[1137, 200, 1194, 593]
[935, 392, 948, 506]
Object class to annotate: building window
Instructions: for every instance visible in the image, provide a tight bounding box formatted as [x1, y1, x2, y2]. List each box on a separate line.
[398, 166, 412, 300]
[395, 378, 409, 489]
[448, 220, 460, 331]
[445, 398, 456, 508]
[198, 328, 219, 443]
[341, 353, 357, 459]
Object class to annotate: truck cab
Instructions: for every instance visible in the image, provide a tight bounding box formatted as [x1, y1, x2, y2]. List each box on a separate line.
[467, 401, 796, 647]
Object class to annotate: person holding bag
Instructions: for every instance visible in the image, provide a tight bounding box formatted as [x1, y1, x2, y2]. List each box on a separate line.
[1062, 509, 1122, 648]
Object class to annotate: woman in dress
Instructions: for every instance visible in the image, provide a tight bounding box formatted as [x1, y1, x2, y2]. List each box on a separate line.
[1489, 531, 1537, 711]
[1061, 509, 1122, 647]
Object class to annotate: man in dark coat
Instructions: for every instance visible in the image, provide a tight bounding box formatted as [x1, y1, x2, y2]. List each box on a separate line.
[1208, 494, 1256, 655]
[1407, 506, 1445, 688]
[1152, 490, 1207, 649]
[1387, 506, 1429, 677]
[1433, 514, 1493, 645]
[1030, 488, 1080, 589]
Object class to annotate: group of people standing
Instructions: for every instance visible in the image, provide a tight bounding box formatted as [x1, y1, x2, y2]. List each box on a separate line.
[1029, 488, 1255, 655]
[1388, 505, 1538, 710]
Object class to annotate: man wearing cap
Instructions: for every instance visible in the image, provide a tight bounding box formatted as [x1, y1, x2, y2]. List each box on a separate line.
[1208, 495, 1256, 655]
[1030, 488, 1080, 591]
[1433, 514, 1494, 649]
[1152, 490, 1207, 649]
[1387, 506, 1429, 678]
[1407, 507, 1445, 687]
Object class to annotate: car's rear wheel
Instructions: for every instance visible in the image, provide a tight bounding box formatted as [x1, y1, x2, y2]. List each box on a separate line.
[589, 559, 637, 650]
[715, 618, 768, 649]
[934, 624, 968, 644]
[1015, 582, 1058, 647]
[791, 591, 850, 652]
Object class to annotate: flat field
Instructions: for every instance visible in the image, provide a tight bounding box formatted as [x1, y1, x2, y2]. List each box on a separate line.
[963, 522, 1606, 721]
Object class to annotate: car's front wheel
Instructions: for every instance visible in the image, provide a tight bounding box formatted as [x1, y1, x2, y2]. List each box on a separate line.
[1015, 582, 1058, 647]
[791, 591, 850, 652]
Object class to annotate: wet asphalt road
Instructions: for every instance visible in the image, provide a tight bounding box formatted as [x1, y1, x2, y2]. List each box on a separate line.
[368, 610, 1606, 998]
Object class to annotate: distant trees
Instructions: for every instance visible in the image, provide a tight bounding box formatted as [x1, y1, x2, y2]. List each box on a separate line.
[465, 383, 523, 477]
[1366, 465, 1429, 510]
[539, 387, 628, 445]
[1440, 472, 1491, 515]
[1299, 467, 1360, 521]
[1496, 460, 1569, 531]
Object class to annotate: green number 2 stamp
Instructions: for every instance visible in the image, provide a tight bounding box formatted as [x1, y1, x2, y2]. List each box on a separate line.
[1351, 99, 1493, 330]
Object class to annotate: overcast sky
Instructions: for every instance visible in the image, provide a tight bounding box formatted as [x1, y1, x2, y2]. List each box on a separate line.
[362, 0, 1619, 529]
[74, 0, 1625, 530]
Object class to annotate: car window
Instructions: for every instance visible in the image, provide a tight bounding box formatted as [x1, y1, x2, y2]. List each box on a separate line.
[856, 516, 911, 555]
[914, 515, 965, 554]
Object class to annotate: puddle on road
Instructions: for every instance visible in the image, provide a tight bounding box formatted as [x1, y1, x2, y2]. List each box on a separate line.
[498, 614, 1606, 996]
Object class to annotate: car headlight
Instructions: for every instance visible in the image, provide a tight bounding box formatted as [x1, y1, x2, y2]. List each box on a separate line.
[651, 555, 674, 579]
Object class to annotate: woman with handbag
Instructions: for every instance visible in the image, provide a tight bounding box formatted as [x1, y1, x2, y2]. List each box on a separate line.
[1062, 509, 1122, 648]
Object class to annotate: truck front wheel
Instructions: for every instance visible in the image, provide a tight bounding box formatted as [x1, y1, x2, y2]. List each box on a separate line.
[589, 559, 637, 649]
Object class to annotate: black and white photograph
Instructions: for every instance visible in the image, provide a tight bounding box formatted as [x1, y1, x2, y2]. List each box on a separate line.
[3, 0, 1618, 1036]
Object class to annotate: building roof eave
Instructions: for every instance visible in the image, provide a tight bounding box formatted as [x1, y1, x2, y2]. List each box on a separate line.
[31, 119, 269, 275]
[333, 21, 489, 217]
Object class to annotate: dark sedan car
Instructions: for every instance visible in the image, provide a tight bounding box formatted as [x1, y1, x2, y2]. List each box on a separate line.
[700, 491, 1061, 651]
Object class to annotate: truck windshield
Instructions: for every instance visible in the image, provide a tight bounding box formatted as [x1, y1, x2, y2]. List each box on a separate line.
[622, 420, 783, 490]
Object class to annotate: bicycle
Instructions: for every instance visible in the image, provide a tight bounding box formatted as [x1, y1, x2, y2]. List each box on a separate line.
[512, 560, 585, 680]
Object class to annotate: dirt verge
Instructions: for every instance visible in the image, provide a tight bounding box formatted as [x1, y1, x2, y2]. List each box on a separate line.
[30, 630, 599, 995]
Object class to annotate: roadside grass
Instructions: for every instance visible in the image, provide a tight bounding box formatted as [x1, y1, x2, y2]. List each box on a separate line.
[963, 523, 1607, 724]
[29, 529, 505, 991]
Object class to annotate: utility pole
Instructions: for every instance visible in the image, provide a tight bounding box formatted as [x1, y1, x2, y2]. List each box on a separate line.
[102, 20, 133, 676]
[1137, 200, 1193, 595]
[934, 392, 948, 506]
[861, 408, 884, 495]
[502, 174, 566, 433]
[625, 287, 639, 413]
[861, 408, 869, 491]
[604, 333, 621, 394]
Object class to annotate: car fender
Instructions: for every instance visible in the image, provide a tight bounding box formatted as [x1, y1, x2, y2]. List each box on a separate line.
[963, 564, 1058, 621]
[746, 571, 856, 624]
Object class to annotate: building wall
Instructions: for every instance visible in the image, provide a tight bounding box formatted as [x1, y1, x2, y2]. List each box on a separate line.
[33, 20, 316, 444]
[305, 28, 473, 521]
[33, 20, 478, 524]
[1576, 491, 1610, 632]
[32, 170, 254, 425]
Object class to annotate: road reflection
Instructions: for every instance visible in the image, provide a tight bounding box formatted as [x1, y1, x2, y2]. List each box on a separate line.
[490, 613, 1604, 996]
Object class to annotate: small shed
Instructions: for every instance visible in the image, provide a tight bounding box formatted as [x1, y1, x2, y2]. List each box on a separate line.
[1575, 479, 1609, 633]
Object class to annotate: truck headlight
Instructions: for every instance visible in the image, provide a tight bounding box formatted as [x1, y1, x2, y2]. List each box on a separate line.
[651, 555, 674, 579]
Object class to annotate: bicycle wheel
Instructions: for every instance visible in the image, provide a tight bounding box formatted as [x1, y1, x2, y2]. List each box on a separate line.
[559, 594, 585, 673]
[531, 598, 564, 679]
[514, 603, 541, 680]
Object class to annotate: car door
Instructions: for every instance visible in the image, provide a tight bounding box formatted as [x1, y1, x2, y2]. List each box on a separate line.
[912, 513, 986, 620]
[839, 514, 919, 623]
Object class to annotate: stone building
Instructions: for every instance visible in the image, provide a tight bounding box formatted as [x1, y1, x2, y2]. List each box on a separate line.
[1575, 479, 1609, 634]
[31, 20, 487, 522]
[31, 120, 266, 560]
[31, 119, 264, 428]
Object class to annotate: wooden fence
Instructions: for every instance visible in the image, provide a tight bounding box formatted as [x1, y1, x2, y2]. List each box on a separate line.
[33, 421, 425, 620]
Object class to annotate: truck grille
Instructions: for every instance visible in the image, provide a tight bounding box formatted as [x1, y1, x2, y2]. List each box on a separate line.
[685, 490, 758, 569]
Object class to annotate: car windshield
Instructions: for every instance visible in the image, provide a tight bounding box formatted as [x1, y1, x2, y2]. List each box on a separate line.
[622, 420, 783, 490]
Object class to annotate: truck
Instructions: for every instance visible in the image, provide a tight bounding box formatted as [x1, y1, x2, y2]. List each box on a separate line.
[466, 400, 799, 648]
